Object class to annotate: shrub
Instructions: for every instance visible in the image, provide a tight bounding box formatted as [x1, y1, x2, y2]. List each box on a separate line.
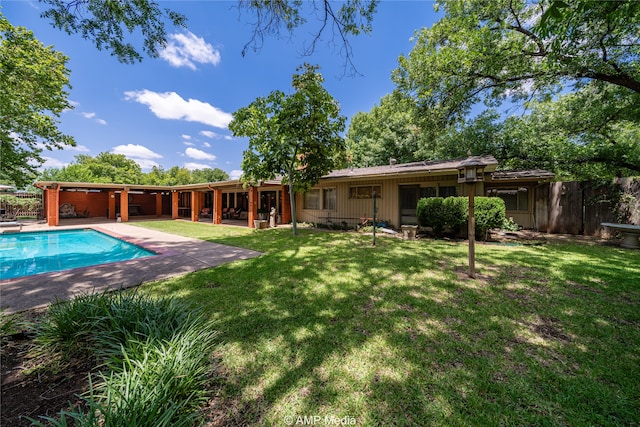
[417, 196, 506, 239]
[474, 197, 507, 239]
[33, 291, 217, 427]
[417, 197, 467, 236]
[442, 197, 468, 231]
[417, 197, 446, 234]
[502, 216, 520, 232]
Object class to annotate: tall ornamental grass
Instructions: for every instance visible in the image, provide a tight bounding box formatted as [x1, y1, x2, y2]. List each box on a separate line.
[32, 291, 217, 427]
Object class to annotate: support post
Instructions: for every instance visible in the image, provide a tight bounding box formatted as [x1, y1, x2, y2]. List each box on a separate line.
[171, 191, 179, 219]
[468, 183, 476, 279]
[155, 192, 163, 217]
[372, 190, 377, 246]
[248, 186, 258, 228]
[46, 184, 60, 226]
[214, 189, 222, 224]
[120, 189, 129, 222]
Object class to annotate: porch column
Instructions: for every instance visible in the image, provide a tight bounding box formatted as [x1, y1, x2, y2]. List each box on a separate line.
[120, 189, 129, 222]
[191, 191, 200, 222]
[281, 186, 292, 224]
[171, 191, 179, 219]
[248, 186, 258, 228]
[107, 191, 116, 219]
[213, 189, 222, 224]
[46, 184, 60, 226]
[155, 192, 163, 216]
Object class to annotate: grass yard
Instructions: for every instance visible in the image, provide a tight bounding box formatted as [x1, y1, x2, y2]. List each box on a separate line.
[126, 221, 640, 426]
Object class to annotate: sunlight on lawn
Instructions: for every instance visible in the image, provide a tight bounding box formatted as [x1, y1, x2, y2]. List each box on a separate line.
[134, 221, 640, 426]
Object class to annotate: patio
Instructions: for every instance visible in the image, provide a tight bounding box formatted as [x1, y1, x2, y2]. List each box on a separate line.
[0, 220, 262, 313]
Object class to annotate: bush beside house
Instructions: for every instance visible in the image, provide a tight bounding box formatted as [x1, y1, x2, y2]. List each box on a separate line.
[417, 197, 506, 240]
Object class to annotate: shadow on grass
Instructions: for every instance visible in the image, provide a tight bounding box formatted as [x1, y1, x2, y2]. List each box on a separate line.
[136, 222, 640, 426]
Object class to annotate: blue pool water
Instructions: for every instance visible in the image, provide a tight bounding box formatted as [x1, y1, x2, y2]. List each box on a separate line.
[1, 229, 156, 280]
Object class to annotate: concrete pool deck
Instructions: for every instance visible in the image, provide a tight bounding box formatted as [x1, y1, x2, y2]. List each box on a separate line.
[1, 221, 262, 314]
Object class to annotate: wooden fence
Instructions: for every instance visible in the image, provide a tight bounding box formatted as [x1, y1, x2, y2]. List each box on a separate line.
[0, 192, 44, 218]
[546, 178, 640, 236]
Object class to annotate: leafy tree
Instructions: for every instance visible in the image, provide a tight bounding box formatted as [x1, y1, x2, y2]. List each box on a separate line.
[394, 0, 640, 131]
[142, 166, 228, 185]
[40, 152, 143, 183]
[190, 168, 229, 184]
[0, 13, 75, 188]
[378, 0, 640, 179]
[229, 64, 346, 235]
[40, 0, 187, 63]
[39, 0, 377, 72]
[345, 94, 422, 167]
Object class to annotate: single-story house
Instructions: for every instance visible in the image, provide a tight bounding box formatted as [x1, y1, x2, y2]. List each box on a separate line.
[35, 156, 554, 230]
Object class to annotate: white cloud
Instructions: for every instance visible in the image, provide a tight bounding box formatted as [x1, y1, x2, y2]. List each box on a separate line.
[183, 140, 195, 146]
[229, 169, 243, 180]
[184, 162, 210, 170]
[182, 134, 192, 140]
[134, 159, 161, 170]
[111, 144, 162, 169]
[202, 142, 211, 148]
[199, 130, 233, 141]
[124, 89, 232, 129]
[199, 130, 218, 139]
[112, 144, 163, 160]
[81, 111, 107, 125]
[160, 31, 221, 70]
[185, 147, 216, 161]
[39, 157, 68, 169]
[66, 144, 90, 152]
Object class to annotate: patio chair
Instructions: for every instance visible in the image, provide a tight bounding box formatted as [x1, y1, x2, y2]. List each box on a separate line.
[231, 207, 243, 219]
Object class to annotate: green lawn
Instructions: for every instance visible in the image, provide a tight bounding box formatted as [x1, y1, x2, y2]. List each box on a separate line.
[134, 221, 640, 426]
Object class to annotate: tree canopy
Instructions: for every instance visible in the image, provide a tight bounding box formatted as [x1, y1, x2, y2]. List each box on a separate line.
[39, 152, 229, 185]
[230, 64, 346, 234]
[343, 0, 640, 179]
[0, 13, 75, 188]
[393, 0, 640, 130]
[40, 0, 187, 63]
[345, 94, 420, 167]
[39, 0, 377, 71]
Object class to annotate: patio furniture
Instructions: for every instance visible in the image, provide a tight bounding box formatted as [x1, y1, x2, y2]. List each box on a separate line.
[232, 207, 243, 219]
[0, 211, 17, 222]
[0, 221, 22, 233]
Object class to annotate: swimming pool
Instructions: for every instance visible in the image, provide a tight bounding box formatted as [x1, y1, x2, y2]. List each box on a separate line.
[1, 229, 156, 280]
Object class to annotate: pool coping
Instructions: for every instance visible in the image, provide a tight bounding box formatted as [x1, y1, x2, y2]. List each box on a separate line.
[0, 223, 262, 314]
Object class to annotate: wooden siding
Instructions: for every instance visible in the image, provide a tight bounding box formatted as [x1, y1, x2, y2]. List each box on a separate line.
[297, 174, 466, 228]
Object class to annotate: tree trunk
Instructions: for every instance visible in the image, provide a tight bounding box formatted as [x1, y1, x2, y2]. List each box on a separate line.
[289, 180, 297, 236]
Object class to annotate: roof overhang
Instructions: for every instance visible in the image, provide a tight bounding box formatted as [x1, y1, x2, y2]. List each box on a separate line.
[322, 156, 498, 182]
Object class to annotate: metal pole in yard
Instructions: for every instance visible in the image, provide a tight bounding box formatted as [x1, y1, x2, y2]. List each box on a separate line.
[372, 190, 377, 246]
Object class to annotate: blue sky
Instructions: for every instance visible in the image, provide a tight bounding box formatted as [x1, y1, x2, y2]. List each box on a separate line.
[3, 1, 439, 180]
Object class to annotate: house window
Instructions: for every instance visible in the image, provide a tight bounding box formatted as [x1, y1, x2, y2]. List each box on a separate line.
[349, 185, 382, 199]
[487, 187, 529, 211]
[323, 188, 336, 210]
[419, 187, 437, 198]
[439, 186, 457, 197]
[304, 189, 321, 210]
